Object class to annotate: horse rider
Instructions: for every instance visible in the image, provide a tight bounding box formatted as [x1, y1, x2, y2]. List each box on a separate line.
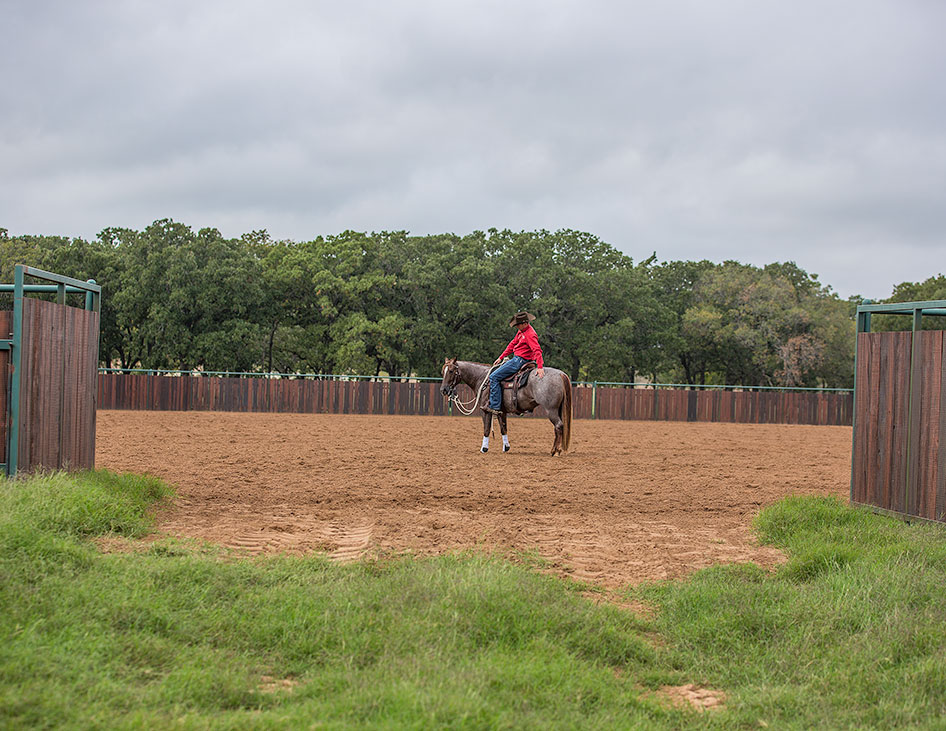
[483, 311, 545, 415]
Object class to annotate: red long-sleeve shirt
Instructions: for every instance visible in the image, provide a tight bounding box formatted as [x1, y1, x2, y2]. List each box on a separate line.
[500, 325, 544, 368]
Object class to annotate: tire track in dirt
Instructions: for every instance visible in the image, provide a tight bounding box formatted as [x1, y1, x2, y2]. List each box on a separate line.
[326, 519, 374, 562]
[162, 510, 375, 560]
[523, 519, 783, 583]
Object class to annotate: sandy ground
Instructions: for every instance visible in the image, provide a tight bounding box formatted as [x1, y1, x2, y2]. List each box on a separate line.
[95, 411, 852, 588]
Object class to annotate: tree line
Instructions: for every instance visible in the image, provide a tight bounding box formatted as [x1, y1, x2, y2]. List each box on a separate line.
[3, 220, 938, 388]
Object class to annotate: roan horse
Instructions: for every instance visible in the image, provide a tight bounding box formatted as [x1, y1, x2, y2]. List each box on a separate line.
[440, 357, 572, 456]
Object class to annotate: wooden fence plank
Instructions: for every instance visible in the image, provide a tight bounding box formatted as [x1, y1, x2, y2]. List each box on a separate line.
[852, 332, 872, 505]
[0, 311, 11, 466]
[916, 331, 945, 520]
[937, 333, 946, 522]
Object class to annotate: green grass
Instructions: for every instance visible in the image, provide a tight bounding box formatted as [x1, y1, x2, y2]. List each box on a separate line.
[3, 472, 946, 728]
[638, 496, 946, 729]
[0, 470, 672, 729]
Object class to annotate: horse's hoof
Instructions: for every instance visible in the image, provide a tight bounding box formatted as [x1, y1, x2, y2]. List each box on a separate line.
[481, 447, 488, 453]
[503, 445, 510, 452]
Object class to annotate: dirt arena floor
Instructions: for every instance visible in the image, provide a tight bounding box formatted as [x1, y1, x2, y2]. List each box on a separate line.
[95, 411, 852, 588]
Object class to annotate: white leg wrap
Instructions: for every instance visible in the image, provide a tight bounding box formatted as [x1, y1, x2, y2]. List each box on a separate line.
[481, 436, 489, 452]
[502, 435, 510, 448]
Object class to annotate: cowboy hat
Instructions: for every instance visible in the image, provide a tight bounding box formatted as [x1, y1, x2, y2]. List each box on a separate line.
[509, 311, 536, 327]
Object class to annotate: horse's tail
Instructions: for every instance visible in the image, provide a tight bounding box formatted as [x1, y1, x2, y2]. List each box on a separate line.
[560, 373, 572, 453]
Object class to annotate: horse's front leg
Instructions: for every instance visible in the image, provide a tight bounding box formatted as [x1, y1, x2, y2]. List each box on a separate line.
[481, 412, 492, 453]
[498, 413, 510, 452]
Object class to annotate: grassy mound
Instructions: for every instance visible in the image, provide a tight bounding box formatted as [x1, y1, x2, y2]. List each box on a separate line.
[640, 496, 946, 727]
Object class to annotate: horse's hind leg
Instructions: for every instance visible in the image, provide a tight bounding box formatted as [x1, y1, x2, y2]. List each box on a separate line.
[548, 413, 564, 456]
[481, 412, 492, 453]
[498, 413, 510, 452]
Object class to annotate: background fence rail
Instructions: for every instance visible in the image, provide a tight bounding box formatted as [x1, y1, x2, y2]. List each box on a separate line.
[97, 372, 852, 426]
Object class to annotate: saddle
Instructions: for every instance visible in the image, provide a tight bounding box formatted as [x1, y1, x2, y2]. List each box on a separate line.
[501, 361, 538, 413]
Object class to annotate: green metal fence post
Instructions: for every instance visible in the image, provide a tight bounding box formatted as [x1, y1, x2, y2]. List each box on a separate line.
[85, 280, 96, 311]
[904, 307, 923, 516]
[850, 302, 872, 503]
[851, 316, 860, 502]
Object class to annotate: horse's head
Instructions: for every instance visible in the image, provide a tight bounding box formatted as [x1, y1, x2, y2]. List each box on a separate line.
[440, 357, 461, 397]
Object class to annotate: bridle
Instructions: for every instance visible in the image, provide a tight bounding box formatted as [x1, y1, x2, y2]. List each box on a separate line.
[442, 361, 462, 398]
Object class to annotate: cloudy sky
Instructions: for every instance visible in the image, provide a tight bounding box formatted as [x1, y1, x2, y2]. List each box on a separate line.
[3, 1, 944, 299]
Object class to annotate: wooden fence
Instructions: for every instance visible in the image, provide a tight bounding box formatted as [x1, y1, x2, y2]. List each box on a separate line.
[97, 373, 451, 416]
[97, 373, 853, 426]
[589, 384, 851, 424]
[852, 330, 946, 522]
[2, 300, 100, 474]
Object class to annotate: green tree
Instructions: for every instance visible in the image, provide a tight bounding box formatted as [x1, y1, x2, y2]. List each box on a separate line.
[653, 259, 717, 384]
[684, 263, 813, 385]
[1, 222, 865, 385]
[251, 232, 330, 374]
[889, 274, 946, 303]
[377, 231, 509, 377]
[0, 233, 49, 281]
[878, 275, 946, 332]
[491, 229, 669, 381]
[0, 231, 125, 367]
[110, 220, 265, 371]
[42, 233, 125, 369]
[283, 231, 406, 375]
[766, 261, 855, 388]
[677, 261, 854, 388]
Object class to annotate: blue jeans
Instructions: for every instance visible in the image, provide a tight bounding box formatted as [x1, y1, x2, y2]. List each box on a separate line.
[489, 356, 525, 410]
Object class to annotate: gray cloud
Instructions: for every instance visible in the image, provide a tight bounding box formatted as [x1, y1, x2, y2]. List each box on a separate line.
[2, 0, 945, 298]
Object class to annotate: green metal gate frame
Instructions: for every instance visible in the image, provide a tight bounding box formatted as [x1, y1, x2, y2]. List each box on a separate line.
[1, 265, 101, 477]
[850, 299, 946, 519]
